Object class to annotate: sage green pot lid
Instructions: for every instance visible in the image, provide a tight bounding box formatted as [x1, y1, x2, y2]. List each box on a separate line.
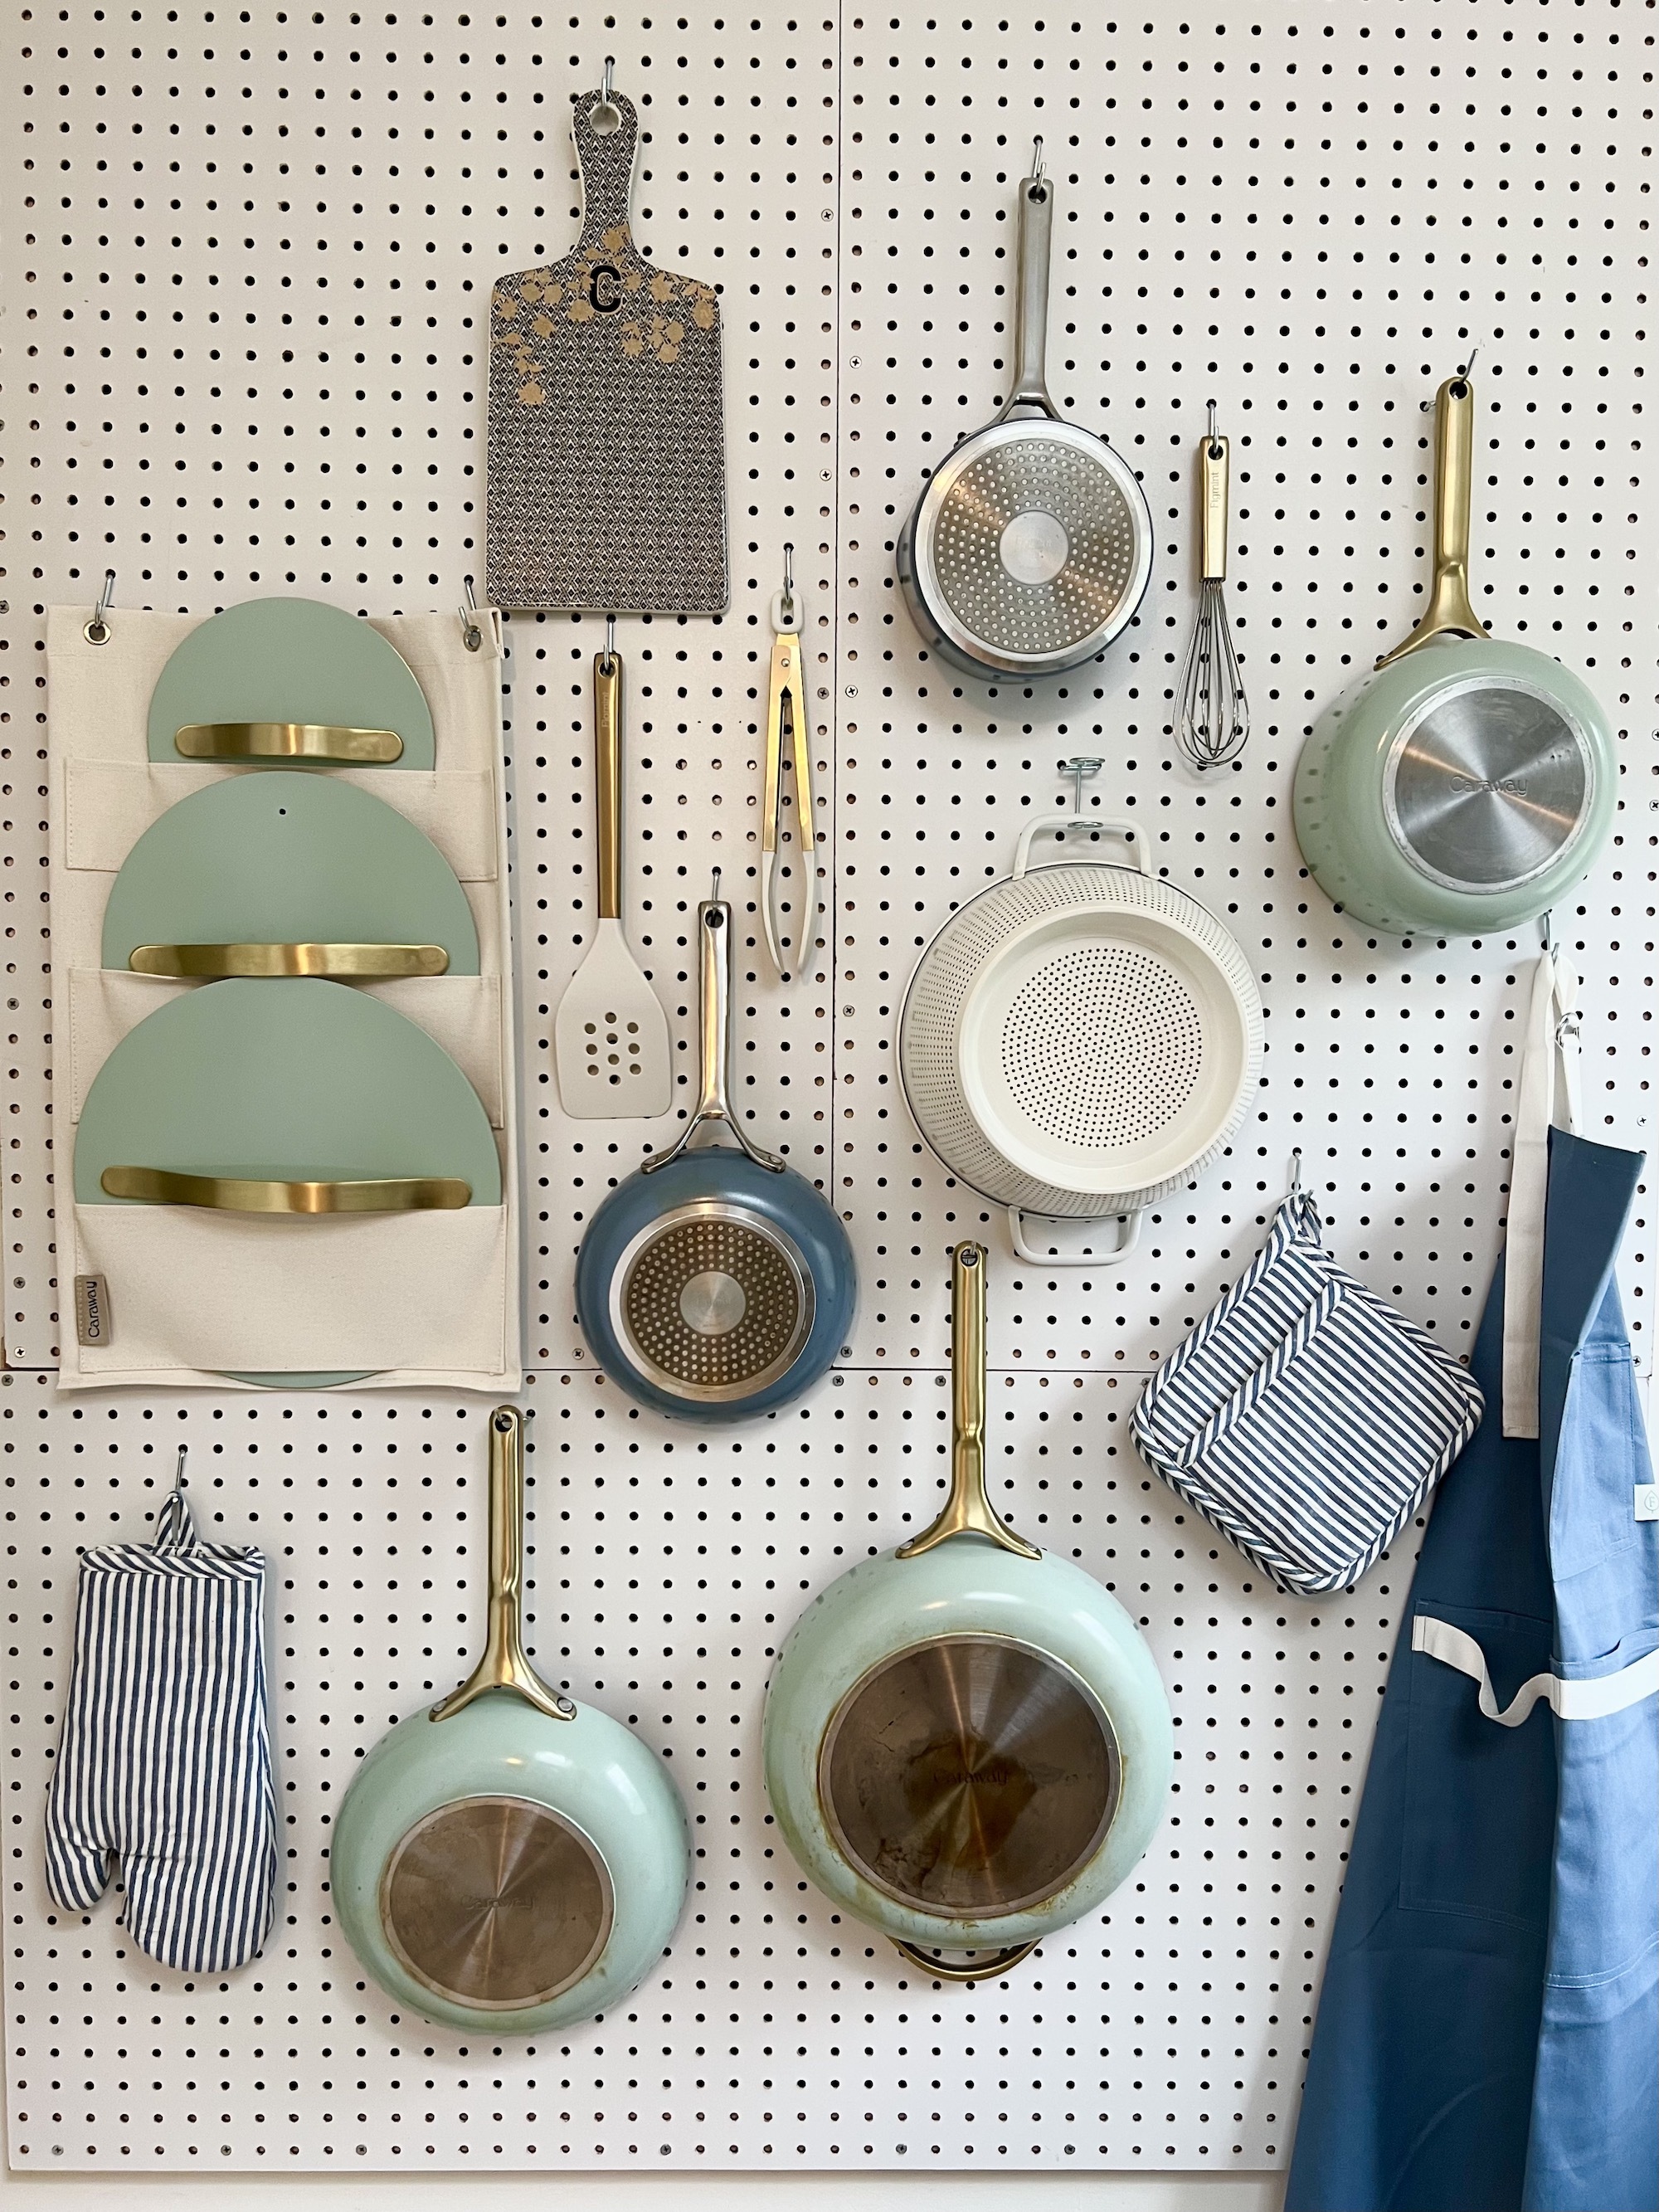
[148, 597, 436, 767]
[101, 772, 479, 974]
[75, 977, 499, 1206]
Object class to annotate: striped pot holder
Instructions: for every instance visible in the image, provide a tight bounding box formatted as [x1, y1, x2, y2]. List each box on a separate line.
[45, 1483, 275, 1973]
[1132, 1190, 1483, 1596]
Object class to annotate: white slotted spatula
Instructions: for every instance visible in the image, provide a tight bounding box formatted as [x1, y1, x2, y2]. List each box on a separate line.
[554, 639, 672, 1118]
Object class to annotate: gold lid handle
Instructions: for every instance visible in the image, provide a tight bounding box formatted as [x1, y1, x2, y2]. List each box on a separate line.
[1376, 372, 1485, 668]
[100, 1167, 470, 1213]
[431, 1406, 576, 1724]
[173, 721, 404, 764]
[898, 1241, 1039, 1562]
[128, 942, 450, 981]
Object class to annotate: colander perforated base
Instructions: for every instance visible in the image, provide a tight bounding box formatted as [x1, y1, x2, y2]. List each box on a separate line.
[900, 861, 1264, 1216]
[611, 1200, 813, 1403]
[1000, 941, 1205, 1151]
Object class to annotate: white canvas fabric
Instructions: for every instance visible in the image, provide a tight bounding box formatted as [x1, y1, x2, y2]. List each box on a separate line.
[48, 601, 522, 1393]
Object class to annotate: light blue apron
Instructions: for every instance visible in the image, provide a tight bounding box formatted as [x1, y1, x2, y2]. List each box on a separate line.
[1286, 1128, 1658, 2212]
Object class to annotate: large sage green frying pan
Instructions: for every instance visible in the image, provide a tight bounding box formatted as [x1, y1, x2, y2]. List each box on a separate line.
[1293, 372, 1615, 938]
[330, 1407, 688, 2034]
[762, 1243, 1173, 1982]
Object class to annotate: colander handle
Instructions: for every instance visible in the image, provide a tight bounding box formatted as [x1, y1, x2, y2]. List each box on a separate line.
[1009, 1207, 1142, 1269]
[1012, 812, 1150, 880]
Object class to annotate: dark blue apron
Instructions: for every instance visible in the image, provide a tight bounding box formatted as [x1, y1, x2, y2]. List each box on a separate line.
[1286, 1130, 1658, 2212]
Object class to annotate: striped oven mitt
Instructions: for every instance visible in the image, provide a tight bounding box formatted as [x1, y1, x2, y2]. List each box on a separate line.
[1132, 1185, 1484, 1596]
[45, 1471, 275, 1973]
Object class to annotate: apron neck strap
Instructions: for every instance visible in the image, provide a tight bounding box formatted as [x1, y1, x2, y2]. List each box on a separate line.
[1502, 943, 1581, 1437]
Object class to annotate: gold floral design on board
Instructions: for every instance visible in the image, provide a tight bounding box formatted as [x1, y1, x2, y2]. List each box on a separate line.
[490, 252, 720, 404]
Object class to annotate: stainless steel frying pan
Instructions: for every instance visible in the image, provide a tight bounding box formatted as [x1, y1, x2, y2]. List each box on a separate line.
[898, 141, 1154, 679]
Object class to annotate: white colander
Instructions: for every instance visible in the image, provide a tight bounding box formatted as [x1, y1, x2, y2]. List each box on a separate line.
[899, 809, 1263, 1264]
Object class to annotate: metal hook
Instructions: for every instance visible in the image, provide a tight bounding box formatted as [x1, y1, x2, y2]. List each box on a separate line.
[1206, 398, 1222, 460]
[458, 574, 482, 653]
[602, 612, 618, 672]
[1289, 1147, 1303, 1198]
[1540, 909, 1553, 957]
[173, 1443, 189, 1493]
[778, 542, 797, 630]
[1030, 135, 1045, 183]
[1062, 753, 1103, 821]
[85, 568, 116, 646]
[1457, 342, 1481, 382]
[710, 865, 722, 903]
[588, 55, 622, 134]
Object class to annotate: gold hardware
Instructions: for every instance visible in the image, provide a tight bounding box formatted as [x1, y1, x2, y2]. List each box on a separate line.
[100, 1167, 470, 1212]
[431, 1406, 577, 1725]
[1375, 373, 1485, 669]
[762, 545, 818, 981]
[594, 629, 622, 920]
[888, 1937, 1042, 1983]
[173, 721, 405, 764]
[898, 1242, 1040, 1562]
[1199, 402, 1229, 582]
[645, 890, 785, 1175]
[128, 942, 450, 981]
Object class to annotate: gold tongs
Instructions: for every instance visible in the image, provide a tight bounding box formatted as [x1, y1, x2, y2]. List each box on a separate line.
[761, 545, 818, 981]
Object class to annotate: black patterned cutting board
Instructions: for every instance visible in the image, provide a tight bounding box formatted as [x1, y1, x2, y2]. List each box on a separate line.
[485, 85, 728, 614]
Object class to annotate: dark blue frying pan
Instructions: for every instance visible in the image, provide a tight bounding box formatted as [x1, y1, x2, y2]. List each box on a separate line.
[575, 890, 854, 1421]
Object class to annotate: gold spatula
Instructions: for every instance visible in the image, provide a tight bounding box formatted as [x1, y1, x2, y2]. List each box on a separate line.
[553, 636, 672, 1118]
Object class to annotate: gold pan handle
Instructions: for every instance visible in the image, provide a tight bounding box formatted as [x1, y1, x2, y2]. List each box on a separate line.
[898, 1241, 1040, 1562]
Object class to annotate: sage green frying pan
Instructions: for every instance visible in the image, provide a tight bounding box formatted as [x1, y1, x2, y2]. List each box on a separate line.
[1293, 373, 1615, 938]
[763, 1242, 1173, 1982]
[330, 1406, 689, 2034]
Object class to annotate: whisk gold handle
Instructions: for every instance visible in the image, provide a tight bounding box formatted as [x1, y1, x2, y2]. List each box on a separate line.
[1199, 431, 1230, 581]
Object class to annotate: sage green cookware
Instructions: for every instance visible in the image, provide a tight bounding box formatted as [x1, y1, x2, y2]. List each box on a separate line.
[762, 1242, 1173, 1982]
[75, 977, 499, 1386]
[1293, 372, 1615, 937]
[331, 1406, 689, 2034]
[102, 772, 478, 980]
[148, 597, 436, 767]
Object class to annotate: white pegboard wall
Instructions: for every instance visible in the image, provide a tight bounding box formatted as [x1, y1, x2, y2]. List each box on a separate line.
[2, 1369, 1381, 2169]
[2, 0, 1656, 2178]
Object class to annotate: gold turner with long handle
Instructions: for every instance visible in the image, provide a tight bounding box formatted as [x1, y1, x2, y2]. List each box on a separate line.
[553, 626, 673, 1118]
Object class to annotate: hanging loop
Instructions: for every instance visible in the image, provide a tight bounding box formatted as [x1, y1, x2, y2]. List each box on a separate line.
[85, 570, 116, 646]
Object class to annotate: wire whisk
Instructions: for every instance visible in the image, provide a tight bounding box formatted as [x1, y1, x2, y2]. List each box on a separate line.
[1176, 403, 1249, 769]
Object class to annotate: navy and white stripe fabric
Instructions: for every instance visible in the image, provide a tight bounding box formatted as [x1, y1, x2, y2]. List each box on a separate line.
[45, 1480, 275, 1973]
[1133, 1189, 1484, 1596]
